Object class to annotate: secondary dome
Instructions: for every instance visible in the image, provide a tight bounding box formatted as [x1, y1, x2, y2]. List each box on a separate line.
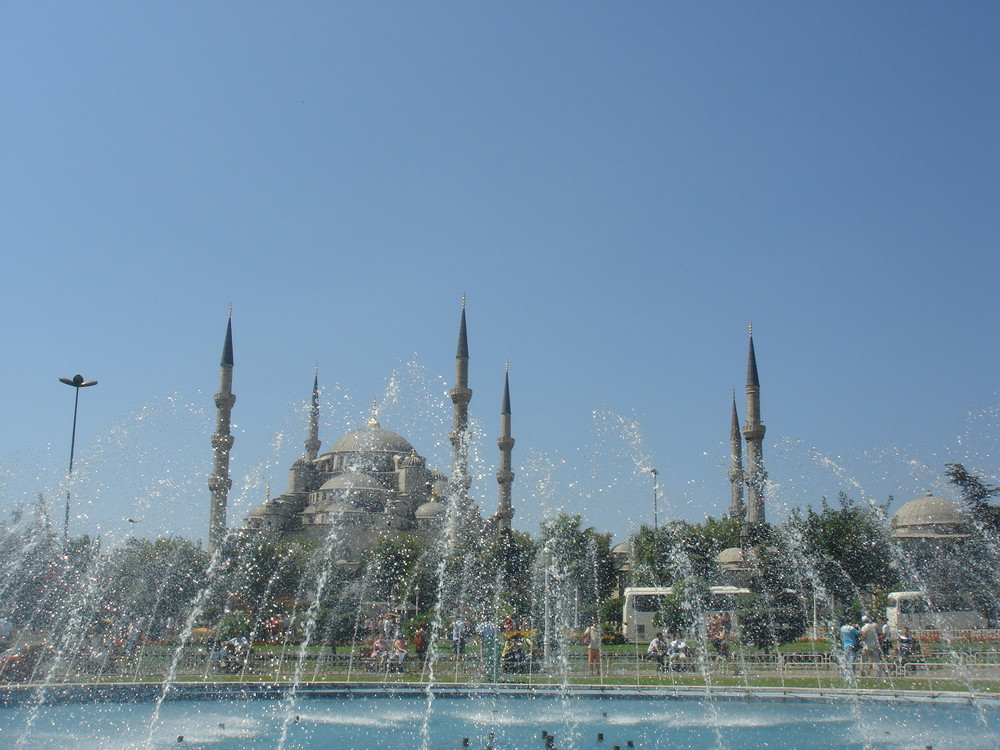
[892, 493, 969, 539]
[715, 547, 746, 566]
[415, 498, 446, 519]
[319, 472, 388, 492]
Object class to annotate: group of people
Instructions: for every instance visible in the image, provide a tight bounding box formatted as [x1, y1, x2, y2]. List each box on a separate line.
[368, 633, 410, 672]
[839, 615, 922, 676]
[646, 632, 695, 672]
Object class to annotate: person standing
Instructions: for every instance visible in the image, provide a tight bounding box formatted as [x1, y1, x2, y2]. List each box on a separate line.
[859, 616, 883, 676]
[451, 617, 468, 660]
[647, 631, 667, 674]
[583, 619, 603, 677]
[413, 624, 428, 663]
[839, 620, 860, 676]
[879, 618, 892, 659]
[477, 617, 500, 682]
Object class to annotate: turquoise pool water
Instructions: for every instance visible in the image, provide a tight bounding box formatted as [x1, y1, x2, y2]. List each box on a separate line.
[2, 692, 996, 749]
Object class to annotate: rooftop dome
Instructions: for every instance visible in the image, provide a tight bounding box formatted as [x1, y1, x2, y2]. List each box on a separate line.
[715, 547, 746, 566]
[611, 542, 631, 556]
[415, 498, 446, 519]
[319, 472, 390, 492]
[326, 419, 414, 456]
[892, 493, 969, 539]
[400, 450, 425, 468]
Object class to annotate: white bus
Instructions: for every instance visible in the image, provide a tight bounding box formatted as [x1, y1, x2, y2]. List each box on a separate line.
[884, 592, 987, 632]
[621, 586, 752, 643]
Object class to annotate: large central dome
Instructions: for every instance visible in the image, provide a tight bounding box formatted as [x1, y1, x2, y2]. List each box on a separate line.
[326, 417, 415, 455]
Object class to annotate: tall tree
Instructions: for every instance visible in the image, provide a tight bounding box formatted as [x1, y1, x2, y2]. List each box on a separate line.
[945, 463, 1000, 537]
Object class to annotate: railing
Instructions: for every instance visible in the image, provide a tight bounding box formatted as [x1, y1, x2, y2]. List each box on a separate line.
[11, 644, 1000, 686]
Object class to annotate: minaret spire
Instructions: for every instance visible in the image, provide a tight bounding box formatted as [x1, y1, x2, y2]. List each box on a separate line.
[208, 311, 236, 553]
[728, 391, 745, 519]
[304, 366, 321, 462]
[742, 326, 767, 524]
[495, 364, 515, 533]
[449, 299, 472, 512]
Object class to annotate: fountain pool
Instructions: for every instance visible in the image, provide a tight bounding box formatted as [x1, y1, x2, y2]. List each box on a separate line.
[1, 686, 997, 750]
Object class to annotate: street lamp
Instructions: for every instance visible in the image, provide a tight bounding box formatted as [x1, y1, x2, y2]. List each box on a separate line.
[60, 373, 98, 548]
[650, 468, 659, 532]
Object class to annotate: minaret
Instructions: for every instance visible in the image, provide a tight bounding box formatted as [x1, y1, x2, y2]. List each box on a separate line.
[742, 327, 767, 524]
[208, 311, 236, 553]
[728, 392, 745, 519]
[288, 367, 321, 494]
[495, 364, 515, 532]
[304, 366, 321, 462]
[449, 298, 472, 509]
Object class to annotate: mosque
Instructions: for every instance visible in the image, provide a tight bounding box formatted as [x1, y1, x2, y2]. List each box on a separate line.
[206, 302, 781, 569]
[206, 303, 515, 559]
[208, 306, 975, 580]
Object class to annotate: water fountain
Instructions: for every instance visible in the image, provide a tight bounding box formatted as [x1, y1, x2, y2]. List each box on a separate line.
[0, 329, 998, 749]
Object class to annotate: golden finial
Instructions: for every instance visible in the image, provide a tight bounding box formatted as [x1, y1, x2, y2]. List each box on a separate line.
[462, 294, 466, 309]
[505, 360, 509, 373]
[749, 323, 753, 337]
[228, 303, 233, 318]
[368, 399, 380, 427]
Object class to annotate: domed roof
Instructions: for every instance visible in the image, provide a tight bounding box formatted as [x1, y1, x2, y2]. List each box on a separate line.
[715, 547, 746, 565]
[415, 498, 446, 519]
[400, 450, 425, 468]
[315, 500, 358, 515]
[327, 419, 414, 455]
[611, 542, 631, 556]
[319, 472, 390, 492]
[892, 493, 969, 538]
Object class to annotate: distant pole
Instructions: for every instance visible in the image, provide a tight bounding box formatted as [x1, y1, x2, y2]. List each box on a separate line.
[60, 374, 98, 549]
[650, 468, 659, 532]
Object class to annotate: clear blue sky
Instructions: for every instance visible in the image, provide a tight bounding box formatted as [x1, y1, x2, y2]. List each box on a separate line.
[2, 2, 999, 546]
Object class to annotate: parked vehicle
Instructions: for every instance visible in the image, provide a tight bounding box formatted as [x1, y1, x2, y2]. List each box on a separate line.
[885, 592, 987, 631]
[622, 586, 752, 643]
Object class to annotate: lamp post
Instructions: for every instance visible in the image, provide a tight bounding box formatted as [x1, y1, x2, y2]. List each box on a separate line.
[650, 468, 659, 533]
[60, 373, 98, 549]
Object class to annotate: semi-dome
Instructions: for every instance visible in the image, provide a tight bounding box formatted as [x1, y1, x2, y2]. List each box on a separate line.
[319, 472, 389, 492]
[326, 419, 414, 455]
[892, 493, 969, 539]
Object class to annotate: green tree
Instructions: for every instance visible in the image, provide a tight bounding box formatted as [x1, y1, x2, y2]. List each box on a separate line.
[945, 463, 1000, 537]
[800, 493, 898, 606]
[539, 513, 617, 623]
[737, 589, 807, 650]
[655, 578, 711, 637]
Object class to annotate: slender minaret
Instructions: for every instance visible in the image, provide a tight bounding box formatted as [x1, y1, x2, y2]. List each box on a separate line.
[495, 364, 515, 532]
[449, 298, 472, 509]
[208, 311, 236, 553]
[305, 366, 321, 462]
[728, 392, 745, 519]
[742, 327, 767, 524]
